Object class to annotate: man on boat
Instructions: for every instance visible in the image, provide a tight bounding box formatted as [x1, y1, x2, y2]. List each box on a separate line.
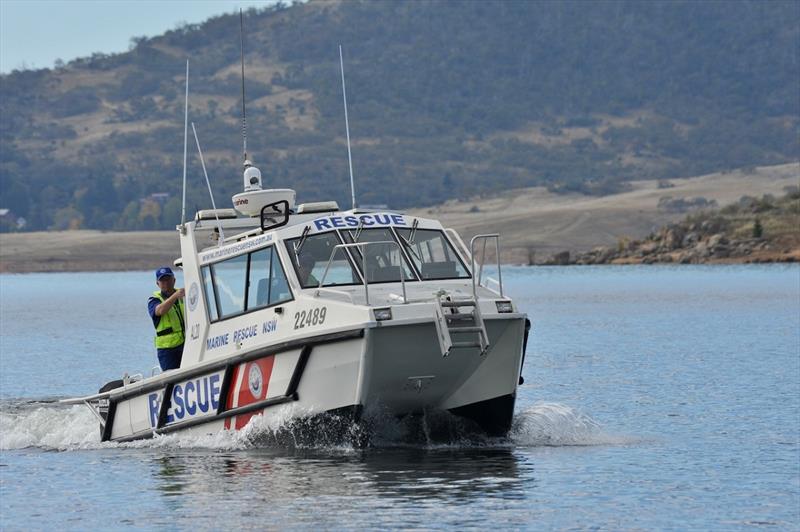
[148, 267, 185, 371]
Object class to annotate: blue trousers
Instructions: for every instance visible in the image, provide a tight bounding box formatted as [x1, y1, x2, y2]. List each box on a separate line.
[157, 344, 184, 370]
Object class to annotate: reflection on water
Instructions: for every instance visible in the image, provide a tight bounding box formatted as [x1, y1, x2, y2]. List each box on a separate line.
[152, 447, 525, 504]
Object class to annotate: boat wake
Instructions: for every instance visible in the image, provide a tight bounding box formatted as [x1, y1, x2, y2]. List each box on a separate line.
[0, 399, 630, 452]
[0, 400, 101, 451]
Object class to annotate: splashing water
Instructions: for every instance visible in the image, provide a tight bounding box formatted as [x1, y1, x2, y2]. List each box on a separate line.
[0, 399, 629, 452]
[510, 402, 632, 446]
[0, 402, 100, 451]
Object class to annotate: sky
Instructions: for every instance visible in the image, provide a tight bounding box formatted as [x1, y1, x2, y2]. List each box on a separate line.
[0, 0, 280, 73]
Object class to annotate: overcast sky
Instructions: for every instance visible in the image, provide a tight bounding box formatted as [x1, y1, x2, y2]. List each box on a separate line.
[0, 0, 279, 73]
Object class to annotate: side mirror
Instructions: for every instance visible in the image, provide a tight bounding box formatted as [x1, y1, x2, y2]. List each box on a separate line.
[260, 200, 290, 231]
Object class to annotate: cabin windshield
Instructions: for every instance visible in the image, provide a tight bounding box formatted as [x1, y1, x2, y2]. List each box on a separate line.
[285, 226, 470, 288]
[396, 228, 470, 280]
[285, 232, 361, 289]
[341, 228, 415, 283]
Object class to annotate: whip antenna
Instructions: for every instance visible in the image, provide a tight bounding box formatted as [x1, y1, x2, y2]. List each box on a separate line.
[239, 9, 248, 163]
[180, 59, 189, 227]
[339, 45, 356, 210]
[191, 122, 226, 243]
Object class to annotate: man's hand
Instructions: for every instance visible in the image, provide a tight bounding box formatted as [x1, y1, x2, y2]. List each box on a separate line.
[155, 288, 185, 316]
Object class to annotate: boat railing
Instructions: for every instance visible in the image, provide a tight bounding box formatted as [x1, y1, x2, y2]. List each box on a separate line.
[470, 234, 504, 299]
[315, 241, 408, 306]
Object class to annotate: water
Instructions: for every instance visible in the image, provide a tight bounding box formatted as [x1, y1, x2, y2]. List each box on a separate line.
[1, 266, 798, 530]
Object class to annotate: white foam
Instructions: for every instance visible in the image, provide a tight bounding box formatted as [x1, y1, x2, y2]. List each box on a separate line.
[1, 400, 632, 452]
[510, 402, 630, 446]
[0, 404, 100, 451]
[0, 401, 319, 452]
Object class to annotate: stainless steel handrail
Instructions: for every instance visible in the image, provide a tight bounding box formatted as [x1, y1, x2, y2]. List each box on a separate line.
[470, 234, 503, 299]
[315, 241, 408, 305]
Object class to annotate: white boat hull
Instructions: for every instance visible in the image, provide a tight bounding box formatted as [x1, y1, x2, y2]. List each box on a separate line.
[100, 314, 526, 443]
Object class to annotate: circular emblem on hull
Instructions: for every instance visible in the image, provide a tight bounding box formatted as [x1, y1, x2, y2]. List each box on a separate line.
[248, 363, 263, 399]
[188, 282, 199, 311]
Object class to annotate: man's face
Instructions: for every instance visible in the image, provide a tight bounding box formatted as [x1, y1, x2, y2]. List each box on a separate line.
[157, 275, 175, 292]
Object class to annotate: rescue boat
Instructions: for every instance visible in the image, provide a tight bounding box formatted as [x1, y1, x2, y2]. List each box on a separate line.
[62, 175, 529, 443]
[61, 29, 529, 444]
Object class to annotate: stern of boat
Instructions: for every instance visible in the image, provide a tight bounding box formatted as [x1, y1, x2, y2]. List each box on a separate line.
[356, 307, 527, 436]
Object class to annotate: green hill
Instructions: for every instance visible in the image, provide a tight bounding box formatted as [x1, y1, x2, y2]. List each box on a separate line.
[0, 0, 798, 231]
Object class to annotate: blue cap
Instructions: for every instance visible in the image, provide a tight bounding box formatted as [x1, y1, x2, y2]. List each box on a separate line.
[155, 267, 174, 280]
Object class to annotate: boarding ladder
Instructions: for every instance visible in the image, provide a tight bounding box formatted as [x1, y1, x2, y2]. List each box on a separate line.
[433, 233, 504, 358]
[434, 296, 489, 357]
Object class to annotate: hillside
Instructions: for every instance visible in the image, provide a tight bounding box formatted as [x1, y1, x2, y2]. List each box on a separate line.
[0, 0, 798, 233]
[410, 162, 799, 263]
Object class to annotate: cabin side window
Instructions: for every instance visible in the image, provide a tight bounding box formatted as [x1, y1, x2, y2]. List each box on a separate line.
[246, 247, 293, 310]
[201, 267, 218, 321]
[396, 228, 471, 280]
[211, 253, 248, 317]
[202, 245, 293, 322]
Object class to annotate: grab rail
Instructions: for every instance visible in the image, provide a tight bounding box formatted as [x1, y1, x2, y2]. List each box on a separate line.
[470, 234, 503, 299]
[316, 241, 408, 305]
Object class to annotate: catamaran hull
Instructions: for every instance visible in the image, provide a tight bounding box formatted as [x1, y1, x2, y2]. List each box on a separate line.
[101, 315, 526, 443]
[359, 316, 526, 435]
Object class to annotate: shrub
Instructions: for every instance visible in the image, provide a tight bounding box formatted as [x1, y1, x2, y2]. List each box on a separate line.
[752, 218, 763, 239]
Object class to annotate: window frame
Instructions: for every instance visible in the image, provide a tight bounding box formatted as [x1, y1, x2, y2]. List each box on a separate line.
[201, 244, 294, 324]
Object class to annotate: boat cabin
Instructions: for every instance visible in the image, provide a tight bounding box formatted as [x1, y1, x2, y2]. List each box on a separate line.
[176, 173, 505, 369]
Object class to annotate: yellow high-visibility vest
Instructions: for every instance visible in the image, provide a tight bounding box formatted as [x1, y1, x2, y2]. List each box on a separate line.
[152, 290, 185, 349]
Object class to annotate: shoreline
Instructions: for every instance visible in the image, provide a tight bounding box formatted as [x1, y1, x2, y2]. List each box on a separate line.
[0, 230, 180, 274]
[3, 260, 796, 275]
[1, 229, 796, 275]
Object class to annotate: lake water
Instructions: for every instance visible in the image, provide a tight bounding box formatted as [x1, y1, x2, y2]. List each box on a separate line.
[1, 265, 798, 530]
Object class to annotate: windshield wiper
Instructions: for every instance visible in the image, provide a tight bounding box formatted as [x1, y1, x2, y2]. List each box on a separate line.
[348, 220, 364, 243]
[293, 225, 310, 259]
[408, 219, 419, 244]
[398, 232, 421, 262]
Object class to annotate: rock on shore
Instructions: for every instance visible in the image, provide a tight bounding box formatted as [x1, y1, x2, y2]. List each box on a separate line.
[543, 192, 800, 265]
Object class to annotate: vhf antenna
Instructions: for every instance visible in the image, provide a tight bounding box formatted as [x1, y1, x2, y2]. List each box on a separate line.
[180, 59, 189, 228]
[192, 122, 226, 243]
[239, 8, 248, 164]
[339, 45, 357, 210]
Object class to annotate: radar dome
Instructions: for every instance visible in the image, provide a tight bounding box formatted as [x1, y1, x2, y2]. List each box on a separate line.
[244, 165, 262, 191]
